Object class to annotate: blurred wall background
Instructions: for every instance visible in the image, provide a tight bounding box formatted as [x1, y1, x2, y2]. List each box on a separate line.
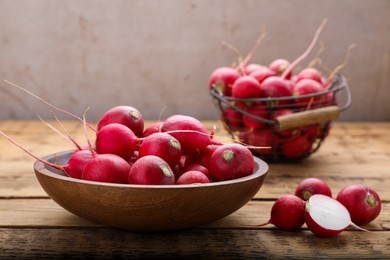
[0, 0, 389, 121]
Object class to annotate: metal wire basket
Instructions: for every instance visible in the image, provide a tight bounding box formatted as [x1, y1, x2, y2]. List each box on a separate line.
[210, 73, 352, 162]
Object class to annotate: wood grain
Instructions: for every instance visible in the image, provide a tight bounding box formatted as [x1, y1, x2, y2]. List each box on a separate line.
[1, 228, 389, 259]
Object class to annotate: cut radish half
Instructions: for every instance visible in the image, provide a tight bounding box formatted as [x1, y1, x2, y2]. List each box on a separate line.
[304, 194, 367, 237]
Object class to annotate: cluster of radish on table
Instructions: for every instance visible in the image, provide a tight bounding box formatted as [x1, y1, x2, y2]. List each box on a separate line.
[208, 21, 350, 160]
[260, 177, 382, 237]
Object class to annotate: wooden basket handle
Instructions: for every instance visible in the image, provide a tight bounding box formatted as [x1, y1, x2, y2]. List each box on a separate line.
[276, 106, 340, 131]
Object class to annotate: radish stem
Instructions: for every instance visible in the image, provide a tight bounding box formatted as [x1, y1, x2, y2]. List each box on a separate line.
[281, 19, 328, 79]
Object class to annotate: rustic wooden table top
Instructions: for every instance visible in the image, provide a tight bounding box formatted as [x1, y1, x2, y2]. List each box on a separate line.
[0, 120, 389, 259]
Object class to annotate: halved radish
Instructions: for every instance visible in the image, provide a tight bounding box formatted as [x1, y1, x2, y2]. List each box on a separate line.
[304, 194, 367, 237]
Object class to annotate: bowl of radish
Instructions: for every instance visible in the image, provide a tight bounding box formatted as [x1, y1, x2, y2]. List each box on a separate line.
[1, 101, 268, 232]
[0, 82, 269, 232]
[209, 21, 352, 162]
[34, 150, 268, 232]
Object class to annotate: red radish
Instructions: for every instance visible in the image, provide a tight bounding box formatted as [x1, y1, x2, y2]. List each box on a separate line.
[272, 109, 298, 137]
[242, 103, 268, 129]
[128, 155, 175, 185]
[260, 76, 293, 104]
[336, 184, 382, 225]
[138, 132, 182, 168]
[248, 65, 275, 83]
[293, 78, 325, 109]
[81, 153, 131, 184]
[65, 149, 94, 179]
[180, 163, 212, 181]
[297, 67, 323, 83]
[269, 59, 292, 79]
[95, 123, 139, 161]
[185, 144, 221, 170]
[222, 106, 244, 131]
[160, 114, 217, 155]
[281, 136, 312, 159]
[231, 75, 262, 100]
[241, 129, 277, 156]
[208, 67, 240, 96]
[257, 194, 305, 231]
[302, 124, 322, 142]
[143, 121, 163, 137]
[176, 170, 210, 185]
[97, 106, 144, 137]
[245, 63, 266, 75]
[295, 177, 332, 201]
[209, 143, 254, 181]
[304, 194, 367, 237]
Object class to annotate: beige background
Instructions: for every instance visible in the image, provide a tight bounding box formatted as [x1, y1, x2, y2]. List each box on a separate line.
[0, 0, 389, 121]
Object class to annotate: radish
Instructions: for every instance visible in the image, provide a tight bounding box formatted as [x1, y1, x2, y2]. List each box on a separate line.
[301, 124, 322, 142]
[242, 103, 268, 129]
[293, 78, 325, 109]
[295, 177, 332, 201]
[257, 194, 305, 231]
[241, 129, 277, 156]
[336, 184, 382, 225]
[97, 106, 144, 137]
[222, 106, 244, 131]
[245, 63, 266, 75]
[208, 67, 240, 96]
[160, 114, 217, 155]
[209, 143, 254, 181]
[143, 121, 163, 137]
[180, 163, 212, 181]
[280, 136, 312, 159]
[176, 170, 210, 185]
[65, 149, 94, 179]
[297, 67, 323, 83]
[95, 123, 139, 161]
[185, 144, 221, 170]
[138, 132, 182, 168]
[272, 109, 298, 137]
[81, 153, 131, 184]
[128, 155, 175, 185]
[231, 75, 262, 100]
[304, 194, 367, 237]
[248, 65, 275, 83]
[260, 76, 293, 104]
[269, 59, 292, 79]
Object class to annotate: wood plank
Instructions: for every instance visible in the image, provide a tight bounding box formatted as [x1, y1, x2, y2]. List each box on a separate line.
[1, 228, 389, 259]
[1, 199, 388, 231]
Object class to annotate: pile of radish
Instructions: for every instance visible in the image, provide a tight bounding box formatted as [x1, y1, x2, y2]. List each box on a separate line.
[259, 177, 382, 237]
[209, 20, 352, 161]
[0, 103, 257, 185]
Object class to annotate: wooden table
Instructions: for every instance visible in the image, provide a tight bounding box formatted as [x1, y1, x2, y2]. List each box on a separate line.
[1, 120, 389, 259]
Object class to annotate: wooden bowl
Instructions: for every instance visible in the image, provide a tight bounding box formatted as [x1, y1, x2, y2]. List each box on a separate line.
[34, 150, 269, 232]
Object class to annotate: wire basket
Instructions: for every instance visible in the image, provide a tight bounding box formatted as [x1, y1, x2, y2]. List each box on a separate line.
[210, 73, 352, 162]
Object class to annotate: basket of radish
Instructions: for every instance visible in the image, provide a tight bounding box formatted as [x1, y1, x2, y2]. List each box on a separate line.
[209, 22, 352, 162]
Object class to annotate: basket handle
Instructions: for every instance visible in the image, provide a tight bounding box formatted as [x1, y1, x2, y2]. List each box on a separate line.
[276, 74, 351, 131]
[276, 105, 340, 131]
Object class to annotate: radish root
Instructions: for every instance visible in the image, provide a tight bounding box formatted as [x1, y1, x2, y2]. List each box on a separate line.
[281, 19, 328, 79]
[3, 79, 97, 133]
